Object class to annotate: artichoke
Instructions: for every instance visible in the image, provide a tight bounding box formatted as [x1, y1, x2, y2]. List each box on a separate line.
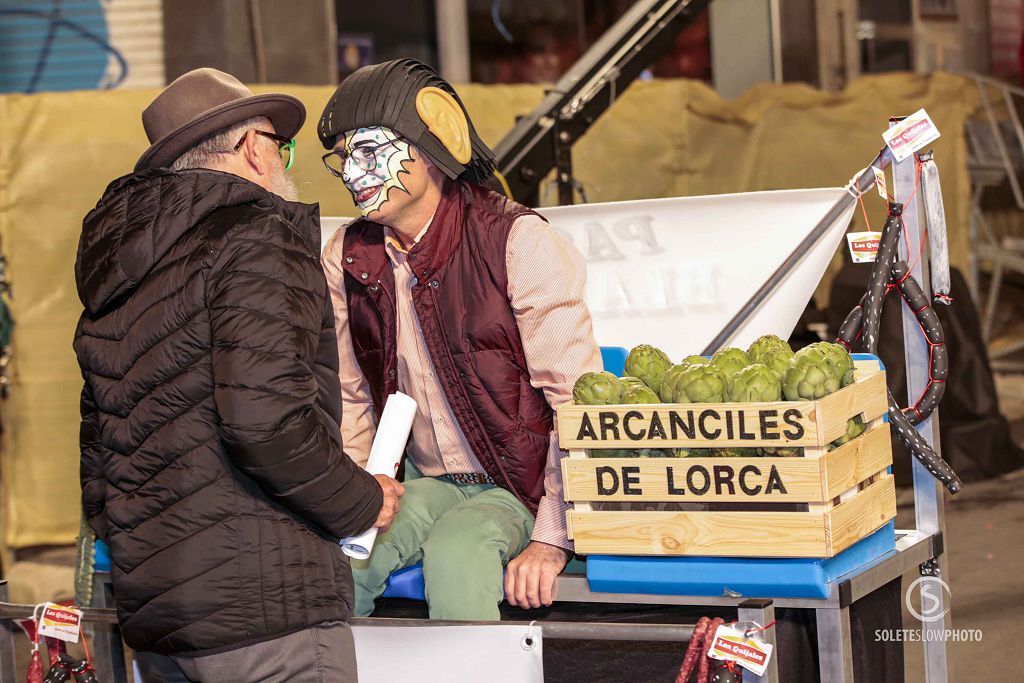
[596, 448, 672, 458]
[727, 364, 782, 403]
[712, 447, 756, 457]
[710, 347, 752, 379]
[782, 346, 842, 401]
[681, 354, 710, 366]
[573, 371, 623, 405]
[830, 415, 866, 449]
[808, 341, 855, 387]
[622, 383, 661, 404]
[624, 344, 673, 395]
[760, 446, 803, 457]
[666, 364, 728, 404]
[658, 363, 690, 402]
[747, 335, 795, 380]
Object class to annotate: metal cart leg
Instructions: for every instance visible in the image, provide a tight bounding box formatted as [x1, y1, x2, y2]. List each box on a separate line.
[895, 142, 951, 683]
[816, 606, 854, 682]
[0, 582, 17, 683]
[91, 574, 127, 683]
[737, 599, 777, 683]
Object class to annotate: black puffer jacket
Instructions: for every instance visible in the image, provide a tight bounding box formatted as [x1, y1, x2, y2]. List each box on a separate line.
[74, 169, 382, 655]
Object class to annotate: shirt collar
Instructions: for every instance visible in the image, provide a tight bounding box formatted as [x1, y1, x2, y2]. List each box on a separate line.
[383, 212, 435, 264]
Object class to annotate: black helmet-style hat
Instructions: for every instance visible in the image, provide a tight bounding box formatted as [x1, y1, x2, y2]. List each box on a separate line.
[318, 58, 495, 183]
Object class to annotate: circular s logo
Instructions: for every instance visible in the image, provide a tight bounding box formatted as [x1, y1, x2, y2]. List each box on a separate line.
[906, 577, 951, 623]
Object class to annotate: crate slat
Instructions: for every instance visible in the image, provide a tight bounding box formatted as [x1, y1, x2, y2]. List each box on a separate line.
[562, 457, 825, 503]
[826, 474, 897, 555]
[820, 423, 893, 500]
[566, 508, 830, 557]
[557, 400, 821, 449]
[815, 371, 890, 444]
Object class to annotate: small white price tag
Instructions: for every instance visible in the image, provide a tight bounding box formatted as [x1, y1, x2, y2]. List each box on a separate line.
[847, 231, 882, 263]
[708, 624, 774, 677]
[883, 109, 941, 162]
[871, 166, 888, 198]
[36, 603, 82, 643]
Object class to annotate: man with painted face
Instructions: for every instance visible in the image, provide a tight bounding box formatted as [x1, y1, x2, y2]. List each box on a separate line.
[319, 59, 602, 620]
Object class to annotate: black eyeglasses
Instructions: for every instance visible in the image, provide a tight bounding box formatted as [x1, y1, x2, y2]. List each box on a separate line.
[321, 134, 406, 178]
[234, 130, 296, 170]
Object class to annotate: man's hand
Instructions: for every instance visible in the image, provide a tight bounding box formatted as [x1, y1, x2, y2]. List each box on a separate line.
[372, 475, 404, 533]
[505, 541, 571, 609]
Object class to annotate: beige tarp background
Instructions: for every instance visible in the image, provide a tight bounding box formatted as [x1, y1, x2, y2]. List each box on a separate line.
[0, 72, 978, 549]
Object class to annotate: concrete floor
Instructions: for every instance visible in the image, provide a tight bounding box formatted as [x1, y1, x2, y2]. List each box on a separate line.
[898, 468, 1024, 681]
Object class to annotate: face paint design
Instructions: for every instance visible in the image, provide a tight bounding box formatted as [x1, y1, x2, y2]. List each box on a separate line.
[339, 126, 414, 216]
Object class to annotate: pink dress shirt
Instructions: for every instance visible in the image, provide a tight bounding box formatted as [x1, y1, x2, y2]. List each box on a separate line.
[323, 213, 602, 550]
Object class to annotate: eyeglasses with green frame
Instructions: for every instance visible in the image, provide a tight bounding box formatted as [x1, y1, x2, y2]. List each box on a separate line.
[234, 130, 296, 171]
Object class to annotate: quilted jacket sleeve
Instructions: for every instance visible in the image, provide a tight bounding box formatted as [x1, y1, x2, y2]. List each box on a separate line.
[208, 216, 382, 539]
[80, 380, 108, 539]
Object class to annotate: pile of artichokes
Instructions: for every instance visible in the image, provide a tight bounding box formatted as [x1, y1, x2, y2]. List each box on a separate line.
[571, 335, 865, 458]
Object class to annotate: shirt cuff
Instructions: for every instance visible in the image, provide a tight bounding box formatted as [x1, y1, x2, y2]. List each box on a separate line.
[530, 494, 574, 552]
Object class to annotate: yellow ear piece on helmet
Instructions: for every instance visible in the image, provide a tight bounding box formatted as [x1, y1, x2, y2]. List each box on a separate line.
[415, 86, 471, 164]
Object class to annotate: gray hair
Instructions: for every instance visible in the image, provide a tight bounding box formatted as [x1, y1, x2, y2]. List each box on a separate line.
[169, 116, 271, 171]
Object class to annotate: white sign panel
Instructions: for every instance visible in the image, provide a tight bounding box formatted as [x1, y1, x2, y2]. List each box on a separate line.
[352, 624, 543, 683]
[321, 187, 854, 360]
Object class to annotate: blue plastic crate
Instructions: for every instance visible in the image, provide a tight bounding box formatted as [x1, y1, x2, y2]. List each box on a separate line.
[585, 520, 896, 599]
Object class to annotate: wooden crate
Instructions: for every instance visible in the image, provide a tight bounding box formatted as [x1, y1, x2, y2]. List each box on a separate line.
[558, 361, 896, 558]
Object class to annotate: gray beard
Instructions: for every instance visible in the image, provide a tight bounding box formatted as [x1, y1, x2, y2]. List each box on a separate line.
[269, 169, 300, 202]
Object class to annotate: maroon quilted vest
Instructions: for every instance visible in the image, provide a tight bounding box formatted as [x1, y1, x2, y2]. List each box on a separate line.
[341, 181, 551, 513]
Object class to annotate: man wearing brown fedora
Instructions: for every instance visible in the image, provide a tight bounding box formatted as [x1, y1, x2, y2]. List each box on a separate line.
[73, 68, 403, 682]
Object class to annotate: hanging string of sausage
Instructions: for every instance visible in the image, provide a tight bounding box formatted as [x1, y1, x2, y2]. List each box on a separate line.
[836, 202, 962, 494]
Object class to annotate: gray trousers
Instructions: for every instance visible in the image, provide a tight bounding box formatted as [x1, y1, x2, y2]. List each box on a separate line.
[135, 621, 357, 683]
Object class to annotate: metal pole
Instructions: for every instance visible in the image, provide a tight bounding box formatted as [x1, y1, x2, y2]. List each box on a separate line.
[702, 147, 893, 354]
[815, 606, 854, 682]
[892, 136, 950, 682]
[0, 583, 16, 683]
[350, 617, 695, 643]
[436, 0, 471, 83]
[737, 599, 778, 683]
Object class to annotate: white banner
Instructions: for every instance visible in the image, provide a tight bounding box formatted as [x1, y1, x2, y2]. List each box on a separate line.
[352, 624, 543, 682]
[322, 187, 854, 360]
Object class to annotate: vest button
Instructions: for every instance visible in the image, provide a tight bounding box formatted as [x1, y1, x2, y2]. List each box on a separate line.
[387, 369, 396, 379]
[369, 284, 379, 293]
[345, 256, 354, 264]
[361, 272, 369, 280]
[429, 279, 439, 288]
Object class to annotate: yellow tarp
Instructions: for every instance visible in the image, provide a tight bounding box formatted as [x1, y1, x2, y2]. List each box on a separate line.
[0, 72, 978, 548]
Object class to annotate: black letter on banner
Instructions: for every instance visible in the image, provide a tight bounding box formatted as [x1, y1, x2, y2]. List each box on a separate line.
[670, 411, 695, 439]
[782, 409, 805, 440]
[687, 465, 711, 495]
[739, 465, 763, 495]
[738, 412, 756, 440]
[698, 410, 722, 439]
[648, 412, 667, 440]
[765, 465, 788, 495]
[600, 412, 621, 440]
[596, 466, 619, 495]
[623, 411, 647, 440]
[725, 411, 735, 440]
[667, 467, 686, 495]
[577, 414, 597, 441]
[714, 465, 736, 495]
[622, 467, 643, 495]
[759, 410, 779, 441]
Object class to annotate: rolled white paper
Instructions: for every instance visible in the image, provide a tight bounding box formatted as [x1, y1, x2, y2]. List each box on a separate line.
[341, 392, 417, 559]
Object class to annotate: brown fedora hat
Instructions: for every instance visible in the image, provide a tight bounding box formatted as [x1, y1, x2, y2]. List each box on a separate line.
[135, 68, 305, 171]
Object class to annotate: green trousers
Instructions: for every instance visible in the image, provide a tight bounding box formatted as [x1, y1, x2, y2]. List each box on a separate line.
[352, 472, 534, 620]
